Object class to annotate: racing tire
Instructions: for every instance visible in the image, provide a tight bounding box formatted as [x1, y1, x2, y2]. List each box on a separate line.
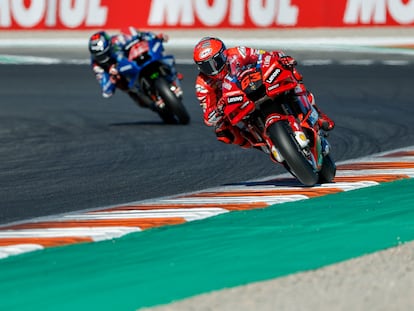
[154, 78, 190, 125]
[267, 120, 318, 186]
[156, 108, 178, 124]
[318, 153, 336, 184]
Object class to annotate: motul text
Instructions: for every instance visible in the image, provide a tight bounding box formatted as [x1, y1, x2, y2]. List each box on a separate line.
[344, 0, 414, 24]
[148, 0, 299, 27]
[0, 0, 108, 28]
[0, 0, 413, 30]
[147, 0, 414, 27]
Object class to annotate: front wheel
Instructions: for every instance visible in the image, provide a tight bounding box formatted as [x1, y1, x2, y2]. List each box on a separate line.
[267, 120, 318, 186]
[154, 78, 190, 125]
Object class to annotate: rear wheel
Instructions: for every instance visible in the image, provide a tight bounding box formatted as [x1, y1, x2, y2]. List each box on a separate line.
[154, 78, 190, 125]
[267, 121, 318, 186]
[318, 153, 336, 184]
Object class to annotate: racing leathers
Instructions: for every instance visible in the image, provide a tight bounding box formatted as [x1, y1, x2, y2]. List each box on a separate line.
[195, 46, 334, 149]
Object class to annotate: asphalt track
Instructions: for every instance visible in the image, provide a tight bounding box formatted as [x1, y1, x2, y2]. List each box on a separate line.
[1, 32, 414, 310]
[1, 57, 414, 225]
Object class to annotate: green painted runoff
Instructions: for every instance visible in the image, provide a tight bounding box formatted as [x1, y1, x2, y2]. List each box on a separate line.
[0, 178, 413, 311]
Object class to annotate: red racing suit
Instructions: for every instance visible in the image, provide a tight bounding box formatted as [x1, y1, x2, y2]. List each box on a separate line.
[195, 46, 311, 148]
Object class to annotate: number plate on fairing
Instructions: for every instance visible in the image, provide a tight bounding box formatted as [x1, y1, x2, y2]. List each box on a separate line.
[308, 106, 319, 126]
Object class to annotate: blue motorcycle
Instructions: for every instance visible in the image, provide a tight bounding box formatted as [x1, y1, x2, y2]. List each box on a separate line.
[116, 34, 190, 125]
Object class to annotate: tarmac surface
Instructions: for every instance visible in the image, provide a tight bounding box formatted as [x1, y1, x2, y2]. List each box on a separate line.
[139, 27, 414, 311]
[1, 26, 414, 311]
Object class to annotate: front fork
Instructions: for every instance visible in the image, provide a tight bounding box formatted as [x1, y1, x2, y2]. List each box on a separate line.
[147, 73, 183, 110]
[159, 57, 183, 98]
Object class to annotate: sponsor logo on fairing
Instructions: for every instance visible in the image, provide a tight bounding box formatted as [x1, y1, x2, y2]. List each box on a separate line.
[266, 68, 281, 84]
[119, 64, 133, 72]
[152, 42, 161, 52]
[222, 82, 232, 90]
[227, 95, 244, 103]
[240, 101, 251, 109]
[264, 55, 272, 67]
[265, 115, 281, 128]
[268, 84, 280, 91]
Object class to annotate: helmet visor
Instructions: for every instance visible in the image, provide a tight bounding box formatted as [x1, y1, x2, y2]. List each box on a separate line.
[94, 51, 110, 63]
[197, 51, 226, 76]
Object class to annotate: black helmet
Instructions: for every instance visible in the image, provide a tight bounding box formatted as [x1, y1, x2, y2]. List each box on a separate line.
[88, 31, 112, 64]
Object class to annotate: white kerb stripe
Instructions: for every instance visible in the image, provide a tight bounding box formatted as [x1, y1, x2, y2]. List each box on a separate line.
[65, 208, 229, 222]
[158, 195, 308, 205]
[0, 244, 44, 259]
[0, 227, 140, 241]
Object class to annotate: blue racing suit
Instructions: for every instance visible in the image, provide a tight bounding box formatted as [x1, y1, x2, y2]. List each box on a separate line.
[91, 31, 165, 98]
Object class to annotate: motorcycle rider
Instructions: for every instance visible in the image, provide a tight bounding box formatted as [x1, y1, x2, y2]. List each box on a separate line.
[88, 28, 174, 109]
[193, 37, 335, 149]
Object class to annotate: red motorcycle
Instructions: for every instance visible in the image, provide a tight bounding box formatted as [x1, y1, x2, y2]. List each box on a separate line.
[220, 54, 336, 186]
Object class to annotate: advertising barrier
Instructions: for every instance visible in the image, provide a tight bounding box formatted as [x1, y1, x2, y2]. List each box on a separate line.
[0, 0, 413, 30]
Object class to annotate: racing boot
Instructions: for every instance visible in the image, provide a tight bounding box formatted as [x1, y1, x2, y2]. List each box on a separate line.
[231, 127, 254, 149]
[215, 121, 253, 149]
[307, 92, 335, 131]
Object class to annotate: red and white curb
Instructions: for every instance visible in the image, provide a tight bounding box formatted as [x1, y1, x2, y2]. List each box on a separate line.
[1, 146, 413, 260]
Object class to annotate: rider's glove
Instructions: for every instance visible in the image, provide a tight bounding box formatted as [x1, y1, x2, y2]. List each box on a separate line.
[205, 98, 225, 126]
[279, 56, 297, 70]
[156, 33, 169, 42]
[207, 108, 223, 126]
[109, 65, 118, 76]
[216, 98, 225, 113]
[109, 65, 120, 84]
